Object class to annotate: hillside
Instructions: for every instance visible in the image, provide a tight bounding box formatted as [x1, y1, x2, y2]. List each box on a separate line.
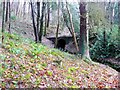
[0, 2, 120, 88]
[0, 32, 119, 88]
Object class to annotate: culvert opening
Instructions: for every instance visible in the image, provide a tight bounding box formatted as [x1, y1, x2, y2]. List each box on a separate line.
[57, 39, 66, 50]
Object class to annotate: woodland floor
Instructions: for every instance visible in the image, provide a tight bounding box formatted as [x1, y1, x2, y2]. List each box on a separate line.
[4, 18, 120, 72]
[0, 33, 119, 88]
[0, 18, 120, 88]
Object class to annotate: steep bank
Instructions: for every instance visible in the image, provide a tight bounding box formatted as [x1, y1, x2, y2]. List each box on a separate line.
[0, 32, 119, 88]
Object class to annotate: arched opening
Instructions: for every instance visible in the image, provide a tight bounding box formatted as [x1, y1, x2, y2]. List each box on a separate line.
[57, 39, 66, 50]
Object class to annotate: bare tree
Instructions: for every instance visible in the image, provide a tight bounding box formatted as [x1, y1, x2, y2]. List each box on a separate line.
[2, 1, 5, 43]
[30, 1, 38, 42]
[8, 0, 11, 33]
[103, 2, 107, 48]
[66, 1, 79, 52]
[44, 8, 47, 36]
[5, 1, 9, 22]
[23, 1, 26, 18]
[79, 2, 90, 59]
[47, 2, 50, 28]
[55, 1, 60, 48]
[108, 0, 114, 32]
[16, 2, 20, 16]
[109, 2, 114, 32]
[38, 2, 46, 42]
[36, 2, 40, 41]
[118, 1, 120, 47]
[61, 2, 73, 35]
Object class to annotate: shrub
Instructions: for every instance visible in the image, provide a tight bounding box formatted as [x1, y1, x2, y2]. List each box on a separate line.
[90, 26, 120, 60]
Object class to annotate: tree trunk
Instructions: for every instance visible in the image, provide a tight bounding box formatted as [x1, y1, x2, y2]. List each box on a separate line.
[108, 1, 114, 32]
[79, 2, 90, 59]
[55, 2, 60, 48]
[44, 10, 47, 36]
[8, 1, 11, 33]
[61, 2, 73, 36]
[103, 30, 106, 47]
[28, 2, 31, 15]
[30, 1, 38, 42]
[36, 2, 40, 41]
[5, 1, 9, 22]
[47, 2, 50, 28]
[110, 2, 114, 32]
[66, 1, 79, 52]
[38, 2, 46, 42]
[16, 2, 20, 16]
[118, 2, 120, 47]
[2, 1, 5, 43]
[103, 2, 107, 48]
[23, 1, 26, 18]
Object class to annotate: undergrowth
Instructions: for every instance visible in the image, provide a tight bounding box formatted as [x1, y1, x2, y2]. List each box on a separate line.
[0, 32, 119, 88]
[1, 32, 76, 60]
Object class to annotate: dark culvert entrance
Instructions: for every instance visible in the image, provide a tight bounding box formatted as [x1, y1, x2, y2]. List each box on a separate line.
[57, 39, 66, 50]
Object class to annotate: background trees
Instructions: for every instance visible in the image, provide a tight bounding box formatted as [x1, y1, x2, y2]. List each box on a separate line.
[0, 1, 119, 88]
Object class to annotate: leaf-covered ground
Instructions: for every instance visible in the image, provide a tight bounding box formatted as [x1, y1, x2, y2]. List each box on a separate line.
[0, 33, 119, 88]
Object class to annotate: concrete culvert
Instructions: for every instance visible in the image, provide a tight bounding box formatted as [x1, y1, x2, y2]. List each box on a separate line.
[57, 39, 66, 50]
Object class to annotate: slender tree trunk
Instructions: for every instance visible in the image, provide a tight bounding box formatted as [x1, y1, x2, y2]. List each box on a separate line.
[16, 2, 20, 16]
[5, 1, 9, 22]
[38, 2, 46, 42]
[36, 2, 40, 41]
[12, 0, 16, 15]
[47, 2, 50, 28]
[55, 2, 60, 48]
[118, 2, 120, 47]
[30, 1, 38, 42]
[79, 2, 90, 59]
[103, 2, 107, 48]
[110, 3, 113, 32]
[28, 2, 31, 15]
[44, 1, 47, 36]
[61, 2, 73, 36]
[103, 30, 106, 48]
[109, 1, 114, 32]
[66, 1, 79, 52]
[44, 11, 47, 36]
[23, 1, 26, 18]
[2, 1, 5, 43]
[8, 1, 11, 33]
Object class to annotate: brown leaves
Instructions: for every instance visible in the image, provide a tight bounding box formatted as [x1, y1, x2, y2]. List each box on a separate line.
[0, 38, 119, 88]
